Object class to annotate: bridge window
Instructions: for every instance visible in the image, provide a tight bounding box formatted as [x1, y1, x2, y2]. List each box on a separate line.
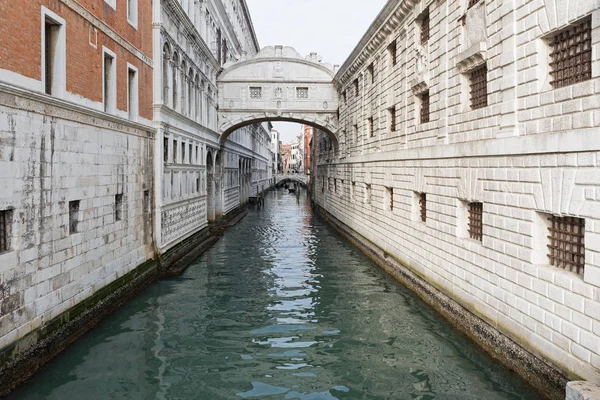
[549, 17, 592, 88]
[296, 87, 309, 99]
[388, 40, 397, 68]
[250, 87, 262, 99]
[419, 90, 430, 124]
[469, 65, 488, 110]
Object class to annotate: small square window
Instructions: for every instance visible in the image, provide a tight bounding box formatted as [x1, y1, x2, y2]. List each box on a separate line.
[469, 65, 487, 110]
[69, 200, 80, 234]
[296, 87, 309, 99]
[468, 202, 483, 241]
[249, 87, 262, 99]
[547, 215, 585, 275]
[549, 17, 592, 89]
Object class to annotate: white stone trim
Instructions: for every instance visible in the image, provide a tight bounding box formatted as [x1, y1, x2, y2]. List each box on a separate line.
[41, 6, 67, 99]
[127, 0, 138, 29]
[126, 63, 139, 122]
[103, 0, 116, 11]
[102, 46, 117, 115]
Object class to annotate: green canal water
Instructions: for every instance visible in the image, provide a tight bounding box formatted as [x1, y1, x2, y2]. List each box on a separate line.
[10, 190, 540, 399]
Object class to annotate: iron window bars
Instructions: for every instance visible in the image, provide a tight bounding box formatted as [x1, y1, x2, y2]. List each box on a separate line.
[547, 215, 585, 275]
[549, 17, 592, 88]
[468, 202, 483, 241]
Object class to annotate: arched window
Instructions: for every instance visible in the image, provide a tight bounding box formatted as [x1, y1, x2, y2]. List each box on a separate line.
[162, 43, 171, 106]
[188, 67, 194, 118]
[181, 60, 187, 116]
[172, 52, 179, 110]
[195, 73, 200, 122]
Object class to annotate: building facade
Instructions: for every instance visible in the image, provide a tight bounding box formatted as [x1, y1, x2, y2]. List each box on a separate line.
[303, 125, 313, 175]
[153, 0, 272, 250]
[0, 0, 154, 360]
[315, 0, 600, 386]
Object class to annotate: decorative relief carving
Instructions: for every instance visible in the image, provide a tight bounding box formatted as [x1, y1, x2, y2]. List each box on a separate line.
[161, 198, 207, 244]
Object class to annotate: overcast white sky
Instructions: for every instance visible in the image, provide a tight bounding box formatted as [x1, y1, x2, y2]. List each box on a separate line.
[245, 0, 388, 143]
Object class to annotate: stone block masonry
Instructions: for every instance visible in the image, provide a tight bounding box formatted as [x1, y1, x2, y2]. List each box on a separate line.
[314, 0, 600, 395]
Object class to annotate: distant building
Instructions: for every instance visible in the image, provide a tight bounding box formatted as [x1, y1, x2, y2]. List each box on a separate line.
[303, 125, 313, 175]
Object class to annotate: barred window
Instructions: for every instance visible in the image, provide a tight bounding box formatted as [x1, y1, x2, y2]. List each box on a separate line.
[354, 79, 359, 96]
[365, 184, 372, 204]
[69, 200, 80, 235]
[249, 87, 262, 99]
[547, 215, 585, 275]
[421, 11, 430, 45]
[468, 0, 482, 8]
[343, 90, 347, 104]
[468, 202, 483, 241]
[368, 117, 374, 137]
[388, 106, 396, 132]
[388, 40, 397, 67]
[0, 210, 11, 253]
[115, 194, 123, 221]
[386, 187, 394, 211]
[420, 90, 430, 124]
[469, 65, 488, 110]
[296, 87, 309, 99]
[420, 193, 427, 222]
[549, 17, 592, 89]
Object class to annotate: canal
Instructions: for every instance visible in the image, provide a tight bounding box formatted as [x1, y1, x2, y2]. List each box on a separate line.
[10, 189, 540, 399]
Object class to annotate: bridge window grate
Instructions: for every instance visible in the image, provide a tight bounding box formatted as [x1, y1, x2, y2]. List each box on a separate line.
[420, 90, 430, 124]
[250, 87, 262, 99]
[547, 215, 585, 275]
[0, 210, 11, 253]
[549, 17, 592, 89]
[296, 87, 309, 99]
[468, 202, 483, 241]
[469, 65, 487, 110]
[421, 11, 430, 45]
[420, 193, 427, 222]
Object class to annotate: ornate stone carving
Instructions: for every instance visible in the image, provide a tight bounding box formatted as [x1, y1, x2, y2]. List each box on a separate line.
[161, 198, 207, 245]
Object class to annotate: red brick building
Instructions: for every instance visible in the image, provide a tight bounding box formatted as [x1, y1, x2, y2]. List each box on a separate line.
[0, 0, 153, 120]
[303, 125, 313, 175]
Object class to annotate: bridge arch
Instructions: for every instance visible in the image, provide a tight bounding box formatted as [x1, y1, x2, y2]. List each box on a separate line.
[217, 46, 340, 147]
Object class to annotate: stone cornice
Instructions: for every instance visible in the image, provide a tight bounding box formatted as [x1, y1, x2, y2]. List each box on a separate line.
[163, 0, 220, 71]
[334, 0, 417, 88]
[61, 0, 152, 67]
[0, 82, 154, 138]
[456, 42, 487, 74]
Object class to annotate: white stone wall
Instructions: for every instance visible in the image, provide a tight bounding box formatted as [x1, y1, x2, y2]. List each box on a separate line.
[0, 90, 154, 351]
[317, 0, 600, 382]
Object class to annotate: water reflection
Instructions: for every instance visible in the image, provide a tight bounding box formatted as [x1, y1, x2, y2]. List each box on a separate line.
[10, 189, 540, 400]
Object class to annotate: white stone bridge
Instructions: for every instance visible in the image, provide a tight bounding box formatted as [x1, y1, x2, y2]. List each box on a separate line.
[217, 46, 340, 147]
[275, 173, 308, 187]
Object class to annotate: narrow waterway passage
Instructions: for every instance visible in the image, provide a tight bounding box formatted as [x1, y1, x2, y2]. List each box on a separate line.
[11, 190, 540, 399]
